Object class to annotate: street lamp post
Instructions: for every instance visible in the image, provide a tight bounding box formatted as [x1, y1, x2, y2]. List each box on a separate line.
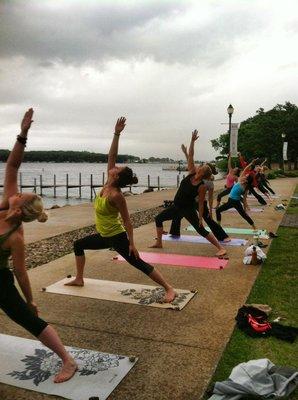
[281, 132, 286, 172]
[227, 104, 234, 152]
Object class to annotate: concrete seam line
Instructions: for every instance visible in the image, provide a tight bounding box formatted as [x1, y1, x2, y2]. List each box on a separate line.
[47, 319, 219, 353]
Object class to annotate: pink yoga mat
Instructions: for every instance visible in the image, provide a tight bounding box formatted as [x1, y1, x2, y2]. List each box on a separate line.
[114, 252, 228, 270]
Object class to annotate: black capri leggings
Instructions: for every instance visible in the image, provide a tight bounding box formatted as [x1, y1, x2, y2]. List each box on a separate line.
[217, 187, 232, 203]
[74, 231, 154, 275]
[155, 204, 209, 237]
[0, 269, 48, 337]
[262, 180, 275, 195]
[216, 198, 254, 226]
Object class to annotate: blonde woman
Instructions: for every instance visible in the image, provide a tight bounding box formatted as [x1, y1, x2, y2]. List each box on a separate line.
[66, 117, 176, 303]
[0, 109, 77, 383]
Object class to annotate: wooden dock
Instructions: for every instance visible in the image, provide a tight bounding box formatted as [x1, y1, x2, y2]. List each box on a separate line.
[0, 172, 185, 201]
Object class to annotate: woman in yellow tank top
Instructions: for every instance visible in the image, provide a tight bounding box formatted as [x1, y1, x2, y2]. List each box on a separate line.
[66, 117, 176, 303]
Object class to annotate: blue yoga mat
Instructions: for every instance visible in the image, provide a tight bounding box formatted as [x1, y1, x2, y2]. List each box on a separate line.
[162, 234, 247, 246]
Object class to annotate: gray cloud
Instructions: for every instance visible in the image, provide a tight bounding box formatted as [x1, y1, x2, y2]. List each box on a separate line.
[0, 0, 298, 159]
[0, 0, 264, 67]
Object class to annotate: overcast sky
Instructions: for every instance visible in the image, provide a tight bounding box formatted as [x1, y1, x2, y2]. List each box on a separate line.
[0, 0, 297, 160]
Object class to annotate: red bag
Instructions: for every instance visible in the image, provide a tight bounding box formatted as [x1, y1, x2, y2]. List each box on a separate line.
[248, 314, 271, 333]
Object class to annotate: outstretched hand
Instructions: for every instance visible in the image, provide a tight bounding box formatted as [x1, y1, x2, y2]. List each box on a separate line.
[114, 117, 126, 135]
[181, 144, 188, 154]
[21, 108, 34, 135]
[191, 129, 199, 141]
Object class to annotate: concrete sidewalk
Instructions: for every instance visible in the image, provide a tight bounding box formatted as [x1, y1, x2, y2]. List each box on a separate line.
[24, 188, 177, 244]
[0, 178, 296, 400]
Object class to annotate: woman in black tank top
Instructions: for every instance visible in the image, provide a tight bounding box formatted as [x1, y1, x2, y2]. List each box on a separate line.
[0, 109, 77, 383]
[150, 130, 227, 257]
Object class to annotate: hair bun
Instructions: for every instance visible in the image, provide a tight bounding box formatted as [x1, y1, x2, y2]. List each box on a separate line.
[37, 211, 48, 223]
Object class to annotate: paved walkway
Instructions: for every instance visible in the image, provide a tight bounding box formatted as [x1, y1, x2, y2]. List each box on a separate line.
[23, 188, 177, 244]
[0, 178, 297, 400]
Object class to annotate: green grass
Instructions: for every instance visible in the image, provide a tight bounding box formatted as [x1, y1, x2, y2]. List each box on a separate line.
[205, 189, 298, 398]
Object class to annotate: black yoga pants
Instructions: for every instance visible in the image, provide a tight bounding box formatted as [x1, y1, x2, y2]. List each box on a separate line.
[169, 201, 228, 241]
[262, 180, 275, 195]
[155, 204, 209, 237]
[248, 186, 267, 205]
[258, 183, 270, 196]
[0, 269, 48, 337]
[74, 231, 154, 275]
[216, 198, 254, 226]
[217, 187, 232, 203]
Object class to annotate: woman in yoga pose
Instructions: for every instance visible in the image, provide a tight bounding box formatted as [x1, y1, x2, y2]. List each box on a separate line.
[216, 153, 240, 208]
[259, 165, 275, 195]
[238, 152, 267, 206]
[66, 117, 176, 303]
[150, 130, 227, 257]
[168, 144, 231, 243]
[216, 159, 257, 230]
[0, 109, 77, 383]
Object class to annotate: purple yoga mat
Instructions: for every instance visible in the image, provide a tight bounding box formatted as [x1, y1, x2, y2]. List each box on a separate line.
[213, 207, 264, 213]
[114, 251, 228, 270]
[162, 234, 247, 246]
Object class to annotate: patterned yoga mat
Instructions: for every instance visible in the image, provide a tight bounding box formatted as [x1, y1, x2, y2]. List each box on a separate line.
[0, 333, 137, 400]
[44, 278, 197, 310]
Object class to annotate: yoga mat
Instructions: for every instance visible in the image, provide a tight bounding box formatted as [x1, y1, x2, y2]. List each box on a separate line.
[212, 207, 264, 213]
[115, 252, 228, 270]
[162, 234, 247, 246]
[186, 226, 267, 236]
[248, 194, 279, 199]
[44, 278, 197, 310]
[0, 333, 137, 400]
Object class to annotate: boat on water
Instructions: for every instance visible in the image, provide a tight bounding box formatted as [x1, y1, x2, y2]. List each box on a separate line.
[162, 164, 188, 172]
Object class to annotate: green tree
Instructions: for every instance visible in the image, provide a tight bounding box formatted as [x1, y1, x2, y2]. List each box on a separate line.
[211, 102, 298, 168]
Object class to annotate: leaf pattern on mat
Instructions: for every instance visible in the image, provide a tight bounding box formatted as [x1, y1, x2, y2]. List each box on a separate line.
[119, 287, 190, 306]
[8, 348, 125, 386]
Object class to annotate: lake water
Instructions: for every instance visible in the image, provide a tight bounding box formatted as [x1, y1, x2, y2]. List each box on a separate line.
[0, 162, 223, 208]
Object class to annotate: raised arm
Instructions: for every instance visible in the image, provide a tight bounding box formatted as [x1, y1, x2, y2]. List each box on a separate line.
[240, 158, 258, 177]
[260, 158, 267, 167]
[238, 152, 248, 168]
[181, 144, 188, 161]
[107, 117, 126, 172]
[0, 108, 33, 208]
[187, 130, 199, 174]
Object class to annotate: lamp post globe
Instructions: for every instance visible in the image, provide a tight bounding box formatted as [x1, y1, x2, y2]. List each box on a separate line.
[227, 104, 234, 116]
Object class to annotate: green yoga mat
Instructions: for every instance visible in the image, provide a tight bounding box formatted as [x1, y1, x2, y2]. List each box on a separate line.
[185, 226, 267, 235]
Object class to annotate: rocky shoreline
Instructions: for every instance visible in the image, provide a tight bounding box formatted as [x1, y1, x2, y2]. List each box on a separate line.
[23, 206, 164, 270]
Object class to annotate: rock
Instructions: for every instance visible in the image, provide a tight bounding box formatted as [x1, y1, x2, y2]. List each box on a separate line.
[50, 205, 60, 209]
[123, 191, 134, 197]
[143, 187, 154, 193]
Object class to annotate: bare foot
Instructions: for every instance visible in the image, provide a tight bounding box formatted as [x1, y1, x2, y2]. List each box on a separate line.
[149, 242, 163, 249]
[54, 358, 78, 383]
[163, 287, 177, 303]
[223, 237, 231, 242]
[216, 248, 227, 257]
[64, 278, 84, 287]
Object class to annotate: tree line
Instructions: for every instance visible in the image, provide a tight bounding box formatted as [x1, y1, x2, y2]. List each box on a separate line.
[211, 102, 298, 169]
[0, 150, 140, 163]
